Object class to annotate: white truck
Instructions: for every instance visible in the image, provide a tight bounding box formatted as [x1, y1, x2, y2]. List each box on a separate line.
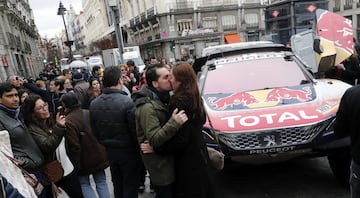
[86, 55, 104, 69]
[102, 46, 146, 72]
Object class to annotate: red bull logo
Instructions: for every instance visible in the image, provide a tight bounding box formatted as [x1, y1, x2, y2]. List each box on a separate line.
[207, 86, 314, 110]
[265, 87, 312, 103]
[209, 92, 258, 110]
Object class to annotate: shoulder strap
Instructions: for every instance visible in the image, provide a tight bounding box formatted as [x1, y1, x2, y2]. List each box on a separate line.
[204, 110, 223, 153]
[81, 109, 89, 132]
[1, 151, 37, 183]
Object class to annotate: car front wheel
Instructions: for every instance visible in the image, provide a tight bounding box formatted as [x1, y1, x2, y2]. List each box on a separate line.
[327, 147, 351, 188]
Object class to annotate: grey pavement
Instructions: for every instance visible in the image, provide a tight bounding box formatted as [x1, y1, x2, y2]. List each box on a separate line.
[90, 167, 155, 198]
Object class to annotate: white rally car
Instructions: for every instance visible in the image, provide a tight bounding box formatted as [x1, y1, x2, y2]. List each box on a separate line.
[194, 41, 351, 186]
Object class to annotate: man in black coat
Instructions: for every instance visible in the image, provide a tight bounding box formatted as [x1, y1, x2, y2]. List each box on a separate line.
[335, 85, 360, 198]
[89, 66, 141, 198]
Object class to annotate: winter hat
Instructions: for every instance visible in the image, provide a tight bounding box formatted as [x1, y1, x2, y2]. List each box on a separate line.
[60, 92, 81, 109]
[72, 71, 83, 80]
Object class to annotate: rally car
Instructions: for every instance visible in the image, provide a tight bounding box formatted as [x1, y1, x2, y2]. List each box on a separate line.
[194, 41, 352, 185]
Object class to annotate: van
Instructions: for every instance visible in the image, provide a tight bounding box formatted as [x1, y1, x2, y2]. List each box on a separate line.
[123, 51, 146, 73]
[102, 46, 146, 73]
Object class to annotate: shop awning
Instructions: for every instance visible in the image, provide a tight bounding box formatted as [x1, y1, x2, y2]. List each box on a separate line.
[224, 34, 241, 44]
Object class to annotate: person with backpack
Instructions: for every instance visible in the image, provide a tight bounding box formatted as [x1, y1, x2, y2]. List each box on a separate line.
[61, 92, 110, 198]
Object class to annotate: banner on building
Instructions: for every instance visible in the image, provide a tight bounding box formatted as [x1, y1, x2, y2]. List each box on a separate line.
[1, 55, 8, 67]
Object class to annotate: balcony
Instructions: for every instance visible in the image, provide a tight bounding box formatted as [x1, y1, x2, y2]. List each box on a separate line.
[168, 0, 238, 12]
[344, 4, 353, 10]
[333, 6, 340, 12]
[242, 0, 261, 6]
[223, 24, 237, 31]
[130, 19, 135, 27]
[7, 32, 15, 49]
[147, 7, 155, 18]
[140, 13, 146, 21]
[135, 16, 140, 24]
[0, 0, 7, 11]
[130, 7, 158, 29]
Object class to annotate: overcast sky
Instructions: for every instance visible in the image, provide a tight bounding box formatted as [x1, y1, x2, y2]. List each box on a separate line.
[29, 0, 82, 38]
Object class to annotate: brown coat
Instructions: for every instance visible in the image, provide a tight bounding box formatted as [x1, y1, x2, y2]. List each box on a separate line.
[65, 107, 108, 175]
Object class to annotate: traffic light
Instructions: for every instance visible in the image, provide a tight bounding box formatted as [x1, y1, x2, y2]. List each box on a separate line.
[170, 40, 175, 50]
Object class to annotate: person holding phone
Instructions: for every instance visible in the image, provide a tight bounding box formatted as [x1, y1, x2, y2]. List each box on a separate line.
[21, 94, 83, 198]
[6, 75, 23, 89]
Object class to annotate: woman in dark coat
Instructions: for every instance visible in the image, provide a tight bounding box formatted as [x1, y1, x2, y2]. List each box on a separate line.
[155, 62, 216, 198]
[61, 92, 110, 198]
[21, 94, 83, 198]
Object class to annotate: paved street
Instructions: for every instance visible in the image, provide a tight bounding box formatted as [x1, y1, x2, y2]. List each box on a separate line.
[217, 157, 349, 198]
[92, 168, 155, 198]
[96, 156, 349, 198]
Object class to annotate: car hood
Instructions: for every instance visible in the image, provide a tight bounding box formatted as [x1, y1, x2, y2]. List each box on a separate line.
[203, 79, 351, 132]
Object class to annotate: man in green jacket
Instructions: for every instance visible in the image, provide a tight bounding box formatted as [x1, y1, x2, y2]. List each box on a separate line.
[132, 63, 188, 198]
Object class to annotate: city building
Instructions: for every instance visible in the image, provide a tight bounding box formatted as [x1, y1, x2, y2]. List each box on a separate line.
[0, 0, 43, 81]
[118, 0, 269, 62]
[265, 0, 360, 45]
[330, 0, 360, 41]
[265, 0, 328, 44]
[82, 0, 108, 53]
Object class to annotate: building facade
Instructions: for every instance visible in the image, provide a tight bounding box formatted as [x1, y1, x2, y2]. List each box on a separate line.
[265, 0, 328, 45]
[330, 0, 360, 41]
[82, 0, 109, 54]
[119, 0, 269, 62]
[265, 0, 360, 45]
[0, 0, 43, 81]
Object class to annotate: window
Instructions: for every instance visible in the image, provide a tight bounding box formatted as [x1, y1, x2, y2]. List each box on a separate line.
[334, 0, 341, 10]
[177, 19, 192, 32]
[345, 0, 353, 9]
[222, 15, 236, 30]
[245, 14, 258, 24]
[202, 16, 217, 29]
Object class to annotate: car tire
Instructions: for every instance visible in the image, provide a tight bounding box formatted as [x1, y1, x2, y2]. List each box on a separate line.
[327, 147, 351, 188]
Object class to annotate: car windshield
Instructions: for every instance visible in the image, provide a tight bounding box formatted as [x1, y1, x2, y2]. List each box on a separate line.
[203, 54, 309, 94]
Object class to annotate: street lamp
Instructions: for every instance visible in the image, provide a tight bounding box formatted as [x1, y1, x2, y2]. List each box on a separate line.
[108, 0, 124, 63]
[57, 1, 73, 62]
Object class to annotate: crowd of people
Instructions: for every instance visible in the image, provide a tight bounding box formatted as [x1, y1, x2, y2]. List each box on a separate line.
[0, 57, 218, 198]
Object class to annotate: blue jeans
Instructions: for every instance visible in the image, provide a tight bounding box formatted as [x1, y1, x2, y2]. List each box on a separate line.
[79, 169, 110, 198]
[351, 160, 360, 198]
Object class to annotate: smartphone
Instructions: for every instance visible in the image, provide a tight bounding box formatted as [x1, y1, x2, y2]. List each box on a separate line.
[57, 106, 65, 115]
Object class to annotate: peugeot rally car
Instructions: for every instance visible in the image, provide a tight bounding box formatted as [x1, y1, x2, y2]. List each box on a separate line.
[195, 41, 351, 185]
